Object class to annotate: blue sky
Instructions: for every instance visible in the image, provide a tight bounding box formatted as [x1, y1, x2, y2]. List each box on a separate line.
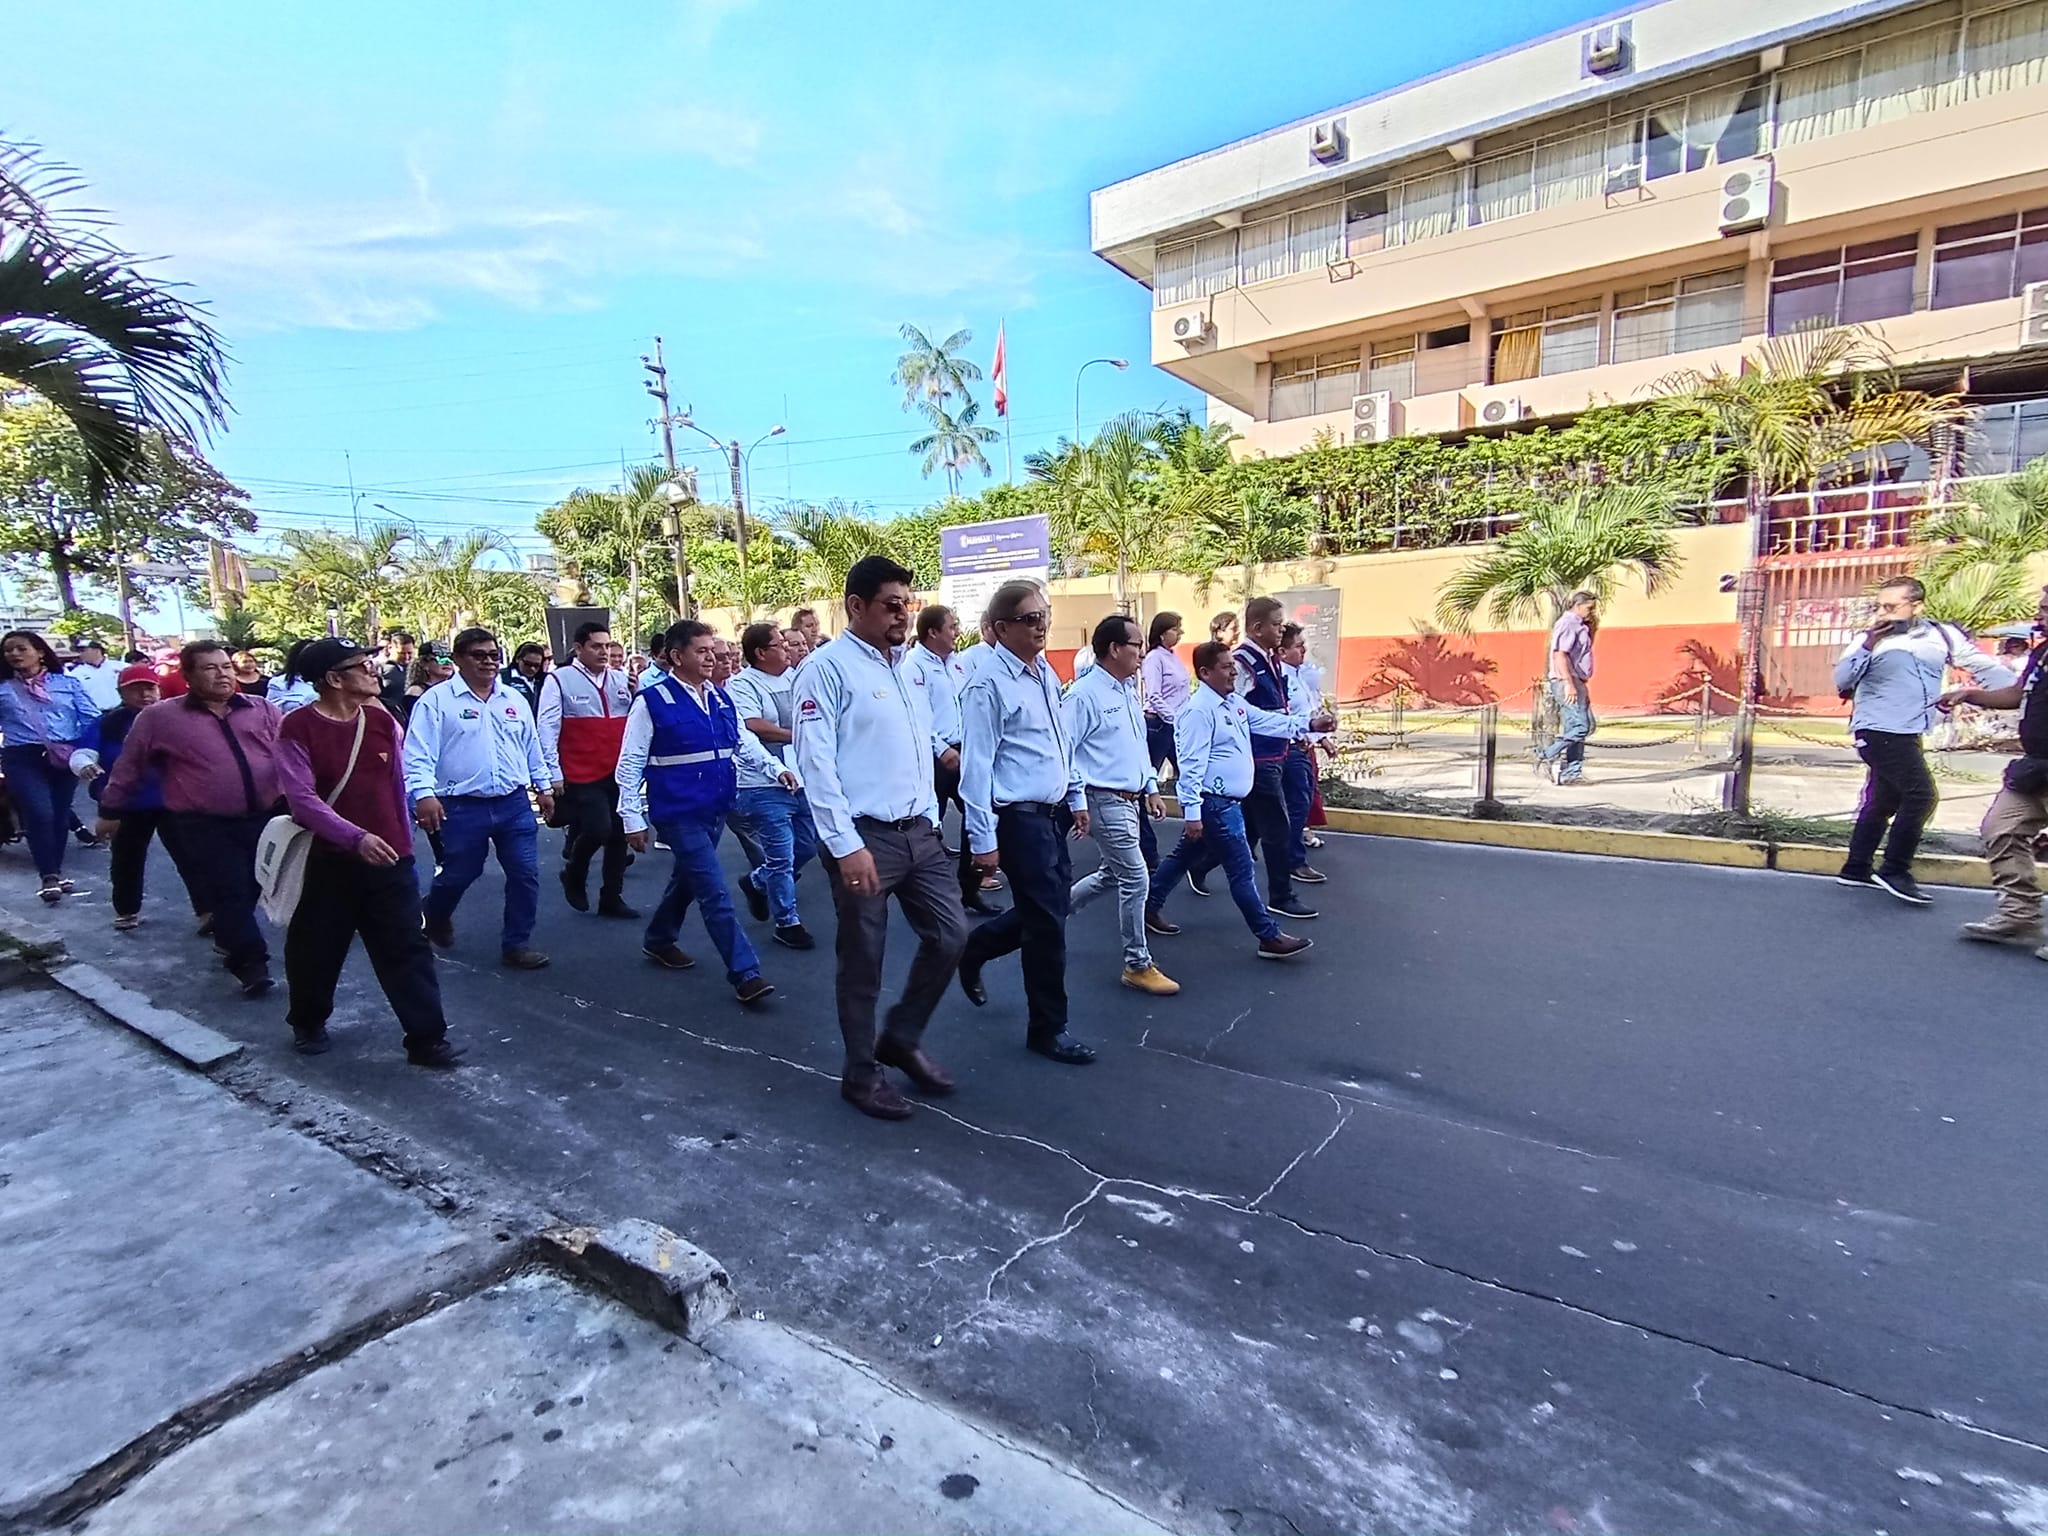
[13, 0, 1599, 567]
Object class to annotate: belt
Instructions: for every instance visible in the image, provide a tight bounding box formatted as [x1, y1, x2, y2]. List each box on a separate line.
[648, 748, 734, 766]
[442, 787, 528, 801]
[855, 813, 927, 831]
[1085, 785, 1143, 801]
[997, 800, 1065, 816]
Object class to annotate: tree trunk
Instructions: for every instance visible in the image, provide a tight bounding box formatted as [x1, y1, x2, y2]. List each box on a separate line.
[48, 544, 78, 614]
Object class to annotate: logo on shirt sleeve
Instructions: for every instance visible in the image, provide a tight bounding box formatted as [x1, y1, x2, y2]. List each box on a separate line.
[799, 698, 820, 718]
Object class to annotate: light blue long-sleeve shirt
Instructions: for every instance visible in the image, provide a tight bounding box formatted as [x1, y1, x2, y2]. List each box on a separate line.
[905, 640, 967, 754]
[959, 643, 1083, 855]
[1172, 682, 1310, 817]
[0, 672, 101, 749]
[1060, 664, 1156, 795]
[401, 676, 551, 800]
[790, 632, 940, 859]
[1832, 620, 2015, 735]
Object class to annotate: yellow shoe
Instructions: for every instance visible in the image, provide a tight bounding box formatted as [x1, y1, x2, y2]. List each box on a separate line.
[1121, 965, 1180, 996]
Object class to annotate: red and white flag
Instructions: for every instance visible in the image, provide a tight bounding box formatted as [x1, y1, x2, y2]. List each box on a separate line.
[991, 322, 1008, 418]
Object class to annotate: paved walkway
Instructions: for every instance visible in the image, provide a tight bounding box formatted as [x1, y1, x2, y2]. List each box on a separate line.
[0, 976, 1167, 1535]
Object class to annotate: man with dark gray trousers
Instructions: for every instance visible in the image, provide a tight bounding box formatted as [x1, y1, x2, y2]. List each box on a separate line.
[793, 556, 967, 1122]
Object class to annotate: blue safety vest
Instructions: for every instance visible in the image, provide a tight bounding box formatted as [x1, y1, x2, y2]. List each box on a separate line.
[642, 678, 742, 826]
[1234, 643, 1290, 761]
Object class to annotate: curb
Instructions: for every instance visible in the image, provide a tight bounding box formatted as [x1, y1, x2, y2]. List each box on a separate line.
[1315, 807, 1993, 888]
[46, 962, 245, 1070]
[545, 1218, 738, 1345]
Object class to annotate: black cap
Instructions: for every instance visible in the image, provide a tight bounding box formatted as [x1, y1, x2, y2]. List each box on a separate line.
[296, 637, 370, 684]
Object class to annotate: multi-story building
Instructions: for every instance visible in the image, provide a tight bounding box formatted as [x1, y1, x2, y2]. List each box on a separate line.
[1089, 0, 2048, 703]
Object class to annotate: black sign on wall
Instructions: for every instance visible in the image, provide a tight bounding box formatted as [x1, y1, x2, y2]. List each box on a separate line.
[544, 606, 612, 661]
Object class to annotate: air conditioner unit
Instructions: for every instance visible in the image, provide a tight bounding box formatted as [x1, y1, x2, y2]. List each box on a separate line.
[2022, 283, 2048, 348]
[1169, 307, 1212, 348]
[1350, 391, 1395, 444]
[1584, 23, 1630, 75]
[1718, 158, 1775, 235]
[1310, 119, 1348, 165]
[1471, 392, 1524, 427]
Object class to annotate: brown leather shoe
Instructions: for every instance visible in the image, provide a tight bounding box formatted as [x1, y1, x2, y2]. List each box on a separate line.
[841, 1075, 914, 1121]
[875, 1037, 956, 1095]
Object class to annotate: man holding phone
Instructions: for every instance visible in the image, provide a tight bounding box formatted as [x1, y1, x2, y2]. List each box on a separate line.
[1832, 577, 2013, 904]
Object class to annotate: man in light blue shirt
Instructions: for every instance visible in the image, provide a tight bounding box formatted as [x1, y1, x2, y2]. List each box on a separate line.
[726, 622, 819, 949]
[1063, 614, 1178, 997]
[956, 580, 1095, 1066]
[907, 603, 997, 914]
[404, 626, 556, 969]
[1147, 641, 1313, 962]
[1831, 575, 2014, 903]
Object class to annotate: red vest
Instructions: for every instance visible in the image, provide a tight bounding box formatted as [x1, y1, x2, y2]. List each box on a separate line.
[550, 664, 629, 783]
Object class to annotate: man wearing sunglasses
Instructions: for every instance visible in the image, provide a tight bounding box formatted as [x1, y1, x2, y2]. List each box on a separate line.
[403, 627, 557, 969]
[956, 580, 1096, 1066]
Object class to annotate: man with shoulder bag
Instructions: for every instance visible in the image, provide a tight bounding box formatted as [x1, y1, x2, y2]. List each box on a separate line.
[274, 638, 460, 1066]
[1831, 577, 2015, 906]
[1944, 584, 2048, 952]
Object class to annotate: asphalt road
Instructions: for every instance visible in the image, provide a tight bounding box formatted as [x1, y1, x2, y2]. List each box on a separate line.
[30, 821, 2048, 1534]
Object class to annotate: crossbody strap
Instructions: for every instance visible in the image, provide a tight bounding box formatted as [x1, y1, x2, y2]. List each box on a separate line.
[323, 711, 368, 806]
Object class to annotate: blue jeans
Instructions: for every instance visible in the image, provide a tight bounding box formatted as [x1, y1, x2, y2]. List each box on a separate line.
[424, 791, 539, 951]
[1539, 682, 1594, 780]
[1282, 747, 1315, 869]
[1150, 798, 1280, 941]
[4, 745, 78, 880]
[647, 813, 761, 984]
[735, 784, 817, 928]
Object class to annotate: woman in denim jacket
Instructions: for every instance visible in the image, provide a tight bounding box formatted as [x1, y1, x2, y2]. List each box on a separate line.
[0, 630, 104, 902]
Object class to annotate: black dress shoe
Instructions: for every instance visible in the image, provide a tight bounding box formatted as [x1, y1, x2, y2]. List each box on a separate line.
[643, 943, 696, 970]
[739, 874, 769, 923]
[406, 1038, 464, 1069]
[500, 947, 551, 970]
[597, 898, 641, 920]
[423, 915, 454, 949]
[773, 924, 815, 950]
[734, 975, 775, 1005]
[291, 1027, 332, 1056]
[1027, 1032, 1097, 1065]
[559, 870, 589, 912]
[958, 956, 987, 1007]
[841, 1075, 914, 1121]
[1269, 897, 1320, 920]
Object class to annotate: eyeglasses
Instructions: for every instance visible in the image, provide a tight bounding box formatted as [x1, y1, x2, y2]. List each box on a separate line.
[858, 596, 911, 615]
[999, 611, 1050, 628]
[458, 649, 502, 663]
[337, 658, 378, 675]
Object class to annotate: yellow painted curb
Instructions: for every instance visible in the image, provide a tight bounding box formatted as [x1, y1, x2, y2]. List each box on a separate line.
[1772, 843, 1992, 888]
[1314, 807, 1771, 867]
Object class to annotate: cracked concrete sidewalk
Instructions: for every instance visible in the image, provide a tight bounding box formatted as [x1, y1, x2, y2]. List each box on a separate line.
[0, 973, 1171, 1536]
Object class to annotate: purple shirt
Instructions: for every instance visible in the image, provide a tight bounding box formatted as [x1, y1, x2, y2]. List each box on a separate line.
[100, 692, 283, 817]
[1549, 611, 1596, 682]
[277, 703, 413, 858]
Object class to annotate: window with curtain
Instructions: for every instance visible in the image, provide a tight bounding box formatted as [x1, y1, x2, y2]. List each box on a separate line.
[1612, 269, 1745, 363]
[1269, 349, 1360, 421]
[1492, 312, 1544, 384]
[1643, 101, 1687, 178]
[1191, 231, 1238, 298]
[1962, 398, 2048, 473]
[1367, 338, 1417, 400]
[1681, 85, 1743, 173]
[1539, 298, 1602, 375]
[1963, 0, 2048, 99]
[1238, 217, 1289, 287]
[1933, 206, 2048, 308]
[1346, 190, 1390, 255]
[1776, 52, 1862, 145]
[1289, 202, 1343, 273]
[1474, 149, 1535, 225]
[1534, 127, 1606, 209]
[1769, 237, 1916, 332]
[1861, 25, 1952, 124]
[1396, 169, 1464, 247]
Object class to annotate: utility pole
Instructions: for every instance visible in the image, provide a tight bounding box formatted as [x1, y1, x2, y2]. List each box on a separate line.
[727, 439, 748, 589]
[641, 337, 695, 619]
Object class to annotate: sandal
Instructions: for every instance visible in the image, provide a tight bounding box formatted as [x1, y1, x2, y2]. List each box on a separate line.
[113, 913, 140, 932]
[38, 879, 62, 905]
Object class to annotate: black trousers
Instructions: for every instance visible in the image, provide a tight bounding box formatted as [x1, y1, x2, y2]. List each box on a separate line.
[108, 807, 202, 919]
[960, 803, 1071, 1040]
[1186, 760, 1293, 905]
[560, 777, 629, 903]
[169, 810, 271, 971]
[1845, 728, 1938, 879]
[932, 752, 983, 902]
[821, 817, 969, 1084]
[285, 851, 447, 1046]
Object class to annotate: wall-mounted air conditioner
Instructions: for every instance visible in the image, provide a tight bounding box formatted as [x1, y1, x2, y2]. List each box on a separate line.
[1350, 391, 1397, 444]
[2022, 283, 2048, 348]
[1310, 119, 1348, 166]
[1584, 22, 1631, 76]
[1465, 389, 1525, 428]
[1168, 306, 1212, 349]
[1718, 159, 1775, 235]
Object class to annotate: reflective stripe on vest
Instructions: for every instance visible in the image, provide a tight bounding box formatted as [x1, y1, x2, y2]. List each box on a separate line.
[648, 748, 735, 767]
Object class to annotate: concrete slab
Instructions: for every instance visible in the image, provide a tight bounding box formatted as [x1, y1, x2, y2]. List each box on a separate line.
[48, 961, 245, 1068]
[0, 982, 487, 1521]
[95, 1270, 1174, 1536]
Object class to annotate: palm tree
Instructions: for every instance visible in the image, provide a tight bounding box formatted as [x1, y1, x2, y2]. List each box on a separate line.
[267, 522, 412, 642]
[1650, 323, 1964, 699]
[1912, 460, 2048, 630]
[0, 137, 227, 494]
[893, 324, 981, 413]
[398, 530, 540, 640]
[1435, 483, 1684, 633]
[909, 399, 998, 498]
[1189, 484, 1312, 602]
[1029, 413, 1168, 612]
[776, 500, 896, 600]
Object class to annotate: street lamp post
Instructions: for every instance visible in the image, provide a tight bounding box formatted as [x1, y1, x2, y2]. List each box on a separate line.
[677, 414, 784, 609]
[1075, 357, 1129, 445]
